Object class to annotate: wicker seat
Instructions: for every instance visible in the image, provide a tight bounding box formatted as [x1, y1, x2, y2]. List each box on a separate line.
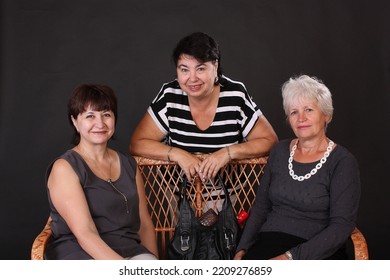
[31, 155, 369, 260]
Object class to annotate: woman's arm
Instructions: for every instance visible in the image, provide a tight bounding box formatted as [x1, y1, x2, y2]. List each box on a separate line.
[48, 159, 124, 259]
[130, 112, 202, 181]
[129, 112, 171, 160]
[136, 169, 159, 257]
[199, 116, 278, 180]
[232, 115, 278, 158]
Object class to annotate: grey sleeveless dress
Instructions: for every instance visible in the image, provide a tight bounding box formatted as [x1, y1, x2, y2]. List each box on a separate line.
[44, 150, 151, 259]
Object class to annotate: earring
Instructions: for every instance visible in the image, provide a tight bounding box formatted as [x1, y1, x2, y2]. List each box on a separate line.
[214, 76, 219, 84]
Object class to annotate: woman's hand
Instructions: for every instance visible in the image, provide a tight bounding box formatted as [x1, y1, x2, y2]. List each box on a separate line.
[270, 254, 289, 260]
[171, 148, 202, 181]
[198, 147, 230, 181]
[234, 250, 245, 260]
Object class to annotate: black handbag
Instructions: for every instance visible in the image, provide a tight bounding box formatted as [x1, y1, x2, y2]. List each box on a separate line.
[167, 176, 240, 260]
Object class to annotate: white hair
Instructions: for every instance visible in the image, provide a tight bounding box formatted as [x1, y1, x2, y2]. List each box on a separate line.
[282, 74, 334, 124]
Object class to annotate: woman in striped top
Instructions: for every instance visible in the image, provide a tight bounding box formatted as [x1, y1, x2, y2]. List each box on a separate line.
[130, 32, 277, 183]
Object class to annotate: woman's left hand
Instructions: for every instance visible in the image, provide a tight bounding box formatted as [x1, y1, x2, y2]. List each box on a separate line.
[270, 254, 289, 260]
[198, 147, 230, 181]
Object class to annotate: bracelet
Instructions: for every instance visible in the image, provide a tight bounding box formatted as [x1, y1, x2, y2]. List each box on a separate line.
[226, 146, 232, 161]
[284, 250, 293, 260]
[167, 146, 173, 161]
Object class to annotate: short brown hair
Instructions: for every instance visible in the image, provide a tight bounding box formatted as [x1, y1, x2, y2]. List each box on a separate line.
[67, 84, 118, 145]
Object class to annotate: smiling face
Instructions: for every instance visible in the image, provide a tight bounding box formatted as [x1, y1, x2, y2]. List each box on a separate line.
[71, 105, 115, 145]
[176, 54, 218, 98]
[287, 97, 329, 141]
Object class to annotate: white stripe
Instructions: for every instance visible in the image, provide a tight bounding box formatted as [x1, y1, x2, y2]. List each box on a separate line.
[242, 112, 262, 137]
[213, 119, 242, 126]
[168, 117, 241, 127]
[168, 116, 195, 125]
[220, 91, 261, 113]
[167, 102, 190, 111]
[222, 75, 247, 90]
[219, 90, 246, 99]
[216, 105, 241, 112]
[170, 128, 239, 138]
[147, 108, 168, 134]
[153, 83, 183, 103]
[170, 139, 238, 148]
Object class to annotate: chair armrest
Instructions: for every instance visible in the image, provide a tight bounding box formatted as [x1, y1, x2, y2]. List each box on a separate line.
[351, 227, 369, 260]
[31, 217, 52, 260]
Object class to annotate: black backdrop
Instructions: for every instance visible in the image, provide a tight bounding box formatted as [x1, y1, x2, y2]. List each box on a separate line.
[1, 0, 389, 260]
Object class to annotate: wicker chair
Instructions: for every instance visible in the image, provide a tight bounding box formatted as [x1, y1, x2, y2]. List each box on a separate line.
[31, 156, 369, 260]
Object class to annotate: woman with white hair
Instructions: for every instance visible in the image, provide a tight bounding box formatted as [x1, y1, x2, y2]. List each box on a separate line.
[234, 75, 361, 260]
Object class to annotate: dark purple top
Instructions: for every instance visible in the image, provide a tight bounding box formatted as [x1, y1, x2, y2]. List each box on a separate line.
[45, 150, 150, 259]
[236, 139, 361, 259]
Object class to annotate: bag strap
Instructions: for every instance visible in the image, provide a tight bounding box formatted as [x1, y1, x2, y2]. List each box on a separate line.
[215, 174, 233, 210]
[215, 174, 238, 253]
[176, 178, 195, 251]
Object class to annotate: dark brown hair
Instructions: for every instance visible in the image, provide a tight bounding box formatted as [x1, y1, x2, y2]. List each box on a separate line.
[67, 84, 118, 145]
[172, 32, 223, 83]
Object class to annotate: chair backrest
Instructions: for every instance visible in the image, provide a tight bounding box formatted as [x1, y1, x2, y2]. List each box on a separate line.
[31, 155, 369, 260]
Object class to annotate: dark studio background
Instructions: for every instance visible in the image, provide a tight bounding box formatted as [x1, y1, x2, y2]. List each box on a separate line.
[1, 0, 389, 260]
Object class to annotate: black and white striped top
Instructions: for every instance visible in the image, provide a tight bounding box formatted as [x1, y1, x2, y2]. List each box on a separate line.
[148, 76, 263, 153]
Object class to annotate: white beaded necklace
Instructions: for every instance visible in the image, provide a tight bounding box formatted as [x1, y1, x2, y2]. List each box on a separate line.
[288, 139, 334, 181]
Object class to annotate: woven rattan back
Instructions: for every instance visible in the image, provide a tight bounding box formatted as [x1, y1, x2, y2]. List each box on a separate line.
[134, 155, 268, 259]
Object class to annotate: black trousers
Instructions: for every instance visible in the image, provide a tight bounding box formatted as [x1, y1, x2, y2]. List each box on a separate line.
[242, 231, 348, 260]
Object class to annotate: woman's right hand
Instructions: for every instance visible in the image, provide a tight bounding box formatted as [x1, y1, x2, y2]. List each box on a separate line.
[170, 148, 202, 181]
[233, 250, 245, 260]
